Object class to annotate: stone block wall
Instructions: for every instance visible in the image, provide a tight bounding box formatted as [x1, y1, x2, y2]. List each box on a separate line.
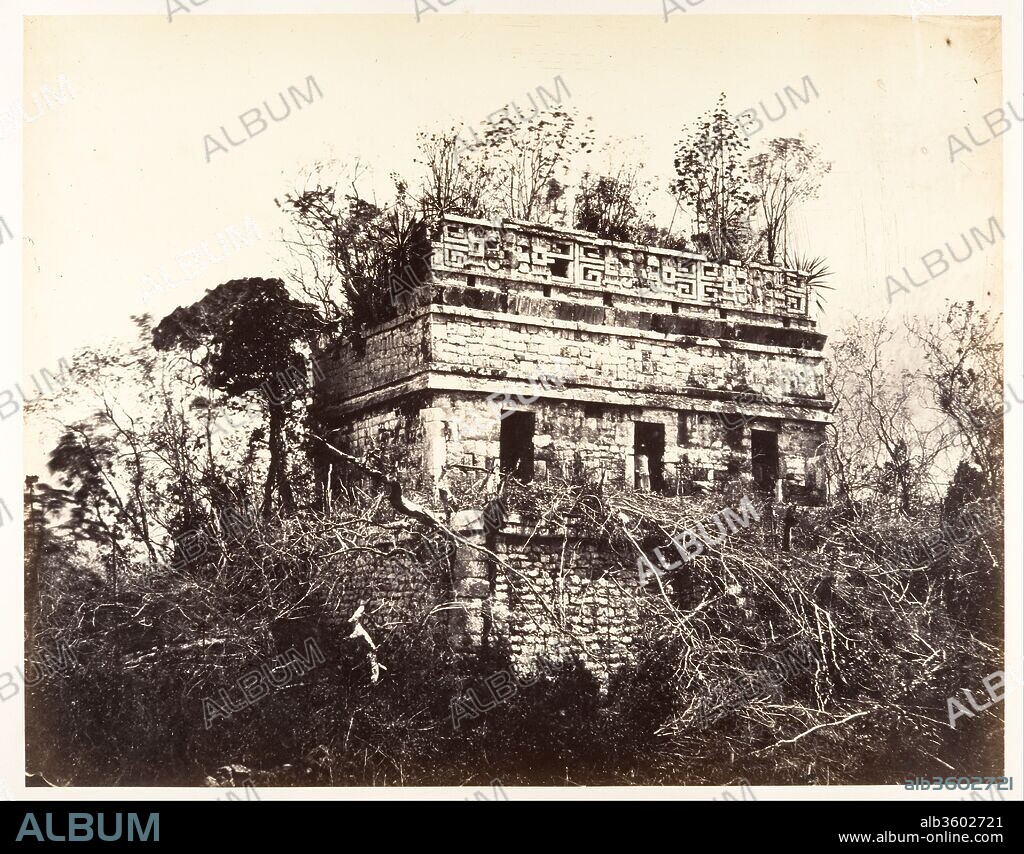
[776, 419, 830, 502]
[426, 303, 826, 410]
[315, 312, 430, 413]
[330, 542, 449, 635]
[490, 531, 644, 681]
[413, 391, 826, 502]
[318, 393, 434, 494]
[314, 302, 829, 502]
[437, 509, 648, 680]
[313, 215, 830, 506]
[328, 513, 651, 683]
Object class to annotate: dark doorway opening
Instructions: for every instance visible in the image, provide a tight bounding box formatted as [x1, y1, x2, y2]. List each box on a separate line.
[634, 422, 666, 493]
[500, 411, 535, 483]
[751, 429, 779, 494]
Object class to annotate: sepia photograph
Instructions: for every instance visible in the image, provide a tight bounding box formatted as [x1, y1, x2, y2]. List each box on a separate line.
[0, 0, 1020, 833]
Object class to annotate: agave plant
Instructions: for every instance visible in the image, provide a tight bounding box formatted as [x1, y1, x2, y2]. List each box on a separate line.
[785, 251, 833, 315]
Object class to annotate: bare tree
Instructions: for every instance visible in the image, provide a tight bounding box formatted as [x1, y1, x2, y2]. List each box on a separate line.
[672, 94, 756, 262]
[748, 136, 831, 265]
[908, 302, 1003, 495]
[573, 165, 654, 242]
[281, 175, 432, 335]
[825, 316, 956, 514]
[479, 106, 593, 223]
[278, 160, 369, 326]
[415, 127, 493, 221]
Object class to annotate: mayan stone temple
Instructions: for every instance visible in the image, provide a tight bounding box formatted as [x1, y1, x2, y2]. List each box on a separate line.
[313, 214, 831, 675]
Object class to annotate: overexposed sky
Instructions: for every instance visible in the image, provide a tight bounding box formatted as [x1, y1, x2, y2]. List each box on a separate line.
[21, 12, 1003, 373]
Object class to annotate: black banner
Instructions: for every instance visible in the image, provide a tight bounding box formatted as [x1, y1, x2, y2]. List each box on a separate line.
[0, 798, 1017, 846]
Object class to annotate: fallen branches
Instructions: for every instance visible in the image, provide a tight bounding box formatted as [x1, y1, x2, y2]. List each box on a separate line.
[753, 709, 872, 754]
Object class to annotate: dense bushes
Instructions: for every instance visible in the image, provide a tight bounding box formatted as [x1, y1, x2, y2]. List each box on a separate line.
[25, 485, 1002, 787]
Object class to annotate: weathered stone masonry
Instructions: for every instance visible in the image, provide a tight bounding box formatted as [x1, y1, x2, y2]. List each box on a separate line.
[314, 215, 831, 675]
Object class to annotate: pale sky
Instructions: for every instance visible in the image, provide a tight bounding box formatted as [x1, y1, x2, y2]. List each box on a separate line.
[20, 12, 1004, 420]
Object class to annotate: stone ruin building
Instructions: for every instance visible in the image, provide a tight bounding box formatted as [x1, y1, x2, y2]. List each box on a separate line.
[313, 214, 831, 677]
